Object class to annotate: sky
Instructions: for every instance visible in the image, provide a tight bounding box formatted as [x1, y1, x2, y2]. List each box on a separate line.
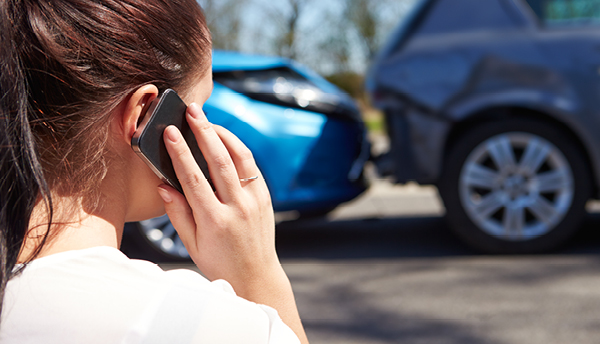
[198, 0, 420, 75]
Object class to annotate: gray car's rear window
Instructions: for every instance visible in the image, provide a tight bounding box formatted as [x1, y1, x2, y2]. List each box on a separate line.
[525, 0, 600, 26]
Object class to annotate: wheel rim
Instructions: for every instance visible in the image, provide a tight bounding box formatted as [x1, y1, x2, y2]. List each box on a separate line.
[459, 132, 574, 241]
[138, 215, 190, 258]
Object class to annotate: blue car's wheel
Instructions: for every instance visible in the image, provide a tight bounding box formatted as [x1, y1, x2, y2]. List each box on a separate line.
[123, 215, 190, 261]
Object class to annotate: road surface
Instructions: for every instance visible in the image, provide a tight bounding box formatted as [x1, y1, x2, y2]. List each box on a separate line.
[162, 181, 600, 344]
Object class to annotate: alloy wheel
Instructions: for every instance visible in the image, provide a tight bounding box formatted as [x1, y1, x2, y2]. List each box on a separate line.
[459, 132, 574, 241]
[138, 214, 190, 259]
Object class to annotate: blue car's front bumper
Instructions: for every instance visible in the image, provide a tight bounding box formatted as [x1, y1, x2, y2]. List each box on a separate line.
[205, 83, 369, 213]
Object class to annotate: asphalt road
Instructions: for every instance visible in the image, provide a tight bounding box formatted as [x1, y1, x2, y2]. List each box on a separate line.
[162, 181, 600, 344]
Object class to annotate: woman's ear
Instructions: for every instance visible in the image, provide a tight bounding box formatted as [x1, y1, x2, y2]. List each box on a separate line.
[119, 84, 159, 144]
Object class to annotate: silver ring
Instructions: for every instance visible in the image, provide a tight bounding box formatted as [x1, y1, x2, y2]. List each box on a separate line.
[239, 176, 259, 182]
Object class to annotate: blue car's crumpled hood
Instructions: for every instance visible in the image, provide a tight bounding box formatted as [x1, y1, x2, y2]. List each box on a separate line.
[211, 50, 351, 101]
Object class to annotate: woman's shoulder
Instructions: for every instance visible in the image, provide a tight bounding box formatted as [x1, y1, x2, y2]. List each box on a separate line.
[3, 246, 300, 344]
[8, 246, 216, 293]
[1, 246, 300, 344]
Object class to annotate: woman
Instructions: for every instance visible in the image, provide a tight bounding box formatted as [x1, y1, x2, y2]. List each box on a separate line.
[0, 0, 308, 343]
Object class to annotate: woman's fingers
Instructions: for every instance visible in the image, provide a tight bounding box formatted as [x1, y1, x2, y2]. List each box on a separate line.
[213, 124, 273, 210]
[186, 103, 242, 202]
[157, 184, 198, 252]
[160, 104, 280, 299]
[163, 125, 217, 209]
[212, 125, 262, 185]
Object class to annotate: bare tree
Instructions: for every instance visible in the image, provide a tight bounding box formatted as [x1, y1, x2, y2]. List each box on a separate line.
[315, 10, 352, 74]
[199, 0, 247, 51]
[199, 0, 416, 75]
[345, 0, 380, 61]
[257, 0, 312, 60]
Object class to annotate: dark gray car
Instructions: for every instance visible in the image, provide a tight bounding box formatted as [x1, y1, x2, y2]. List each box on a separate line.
[367, 0, 600, 253]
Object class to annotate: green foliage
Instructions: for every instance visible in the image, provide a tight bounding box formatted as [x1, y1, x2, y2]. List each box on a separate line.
[325, 72, 365, 99]
[364, 113, 385, 134]
[325, 71, 385, 135]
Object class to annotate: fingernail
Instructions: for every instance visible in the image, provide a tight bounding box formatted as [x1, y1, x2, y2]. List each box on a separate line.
[157, 186, 172, 203]
[187, 103, 203, 119]
[164, 126, 180, 143]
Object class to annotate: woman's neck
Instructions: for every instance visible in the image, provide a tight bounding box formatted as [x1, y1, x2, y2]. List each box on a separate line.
[18, 194, 126, 263]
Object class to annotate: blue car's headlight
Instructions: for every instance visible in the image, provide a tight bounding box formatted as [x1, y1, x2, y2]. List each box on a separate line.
[213, 67, 361, 122]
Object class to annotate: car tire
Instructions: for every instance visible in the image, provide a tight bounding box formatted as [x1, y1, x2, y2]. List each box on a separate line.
[438, 118, 591, 253]
[298, 206, 337, 219]
[121, 215, 191, 262]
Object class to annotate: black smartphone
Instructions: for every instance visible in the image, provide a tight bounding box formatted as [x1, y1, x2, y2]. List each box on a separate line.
[131, 89, 209, 194]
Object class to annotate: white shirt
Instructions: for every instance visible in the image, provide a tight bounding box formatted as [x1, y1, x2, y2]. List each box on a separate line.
[0, 246, 300, 344]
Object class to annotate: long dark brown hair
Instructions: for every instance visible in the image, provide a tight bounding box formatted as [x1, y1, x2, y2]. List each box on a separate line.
[0, 0, 211, 316]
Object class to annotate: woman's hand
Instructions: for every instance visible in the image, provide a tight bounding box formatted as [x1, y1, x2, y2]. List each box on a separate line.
[156, 102, 279, 286]
[157, 103, 309, 343]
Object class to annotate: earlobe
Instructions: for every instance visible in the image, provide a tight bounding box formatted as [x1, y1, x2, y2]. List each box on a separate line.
[121, 85, 159, 143]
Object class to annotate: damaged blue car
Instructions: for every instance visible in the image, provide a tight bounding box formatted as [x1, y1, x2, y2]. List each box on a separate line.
[122, 51, 370, 261]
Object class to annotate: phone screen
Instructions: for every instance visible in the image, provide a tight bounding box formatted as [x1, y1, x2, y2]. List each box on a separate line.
[131, 89, 210, 194]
